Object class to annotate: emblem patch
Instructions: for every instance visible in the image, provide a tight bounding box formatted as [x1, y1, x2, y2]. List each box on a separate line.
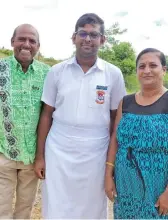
[96, 90, 105, 104]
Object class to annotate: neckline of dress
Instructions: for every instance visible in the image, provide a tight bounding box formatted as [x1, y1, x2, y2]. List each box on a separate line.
[134, 90, 168, 107]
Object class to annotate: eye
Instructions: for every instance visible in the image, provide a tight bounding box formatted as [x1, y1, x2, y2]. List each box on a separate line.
[150, 64, 157, 68]
[78, 31, 87, 38]
[91, 32, 99, 39]
[18, 37, 26, 42]
[29, 39, 37, 44]
[138, 65, 145, 69]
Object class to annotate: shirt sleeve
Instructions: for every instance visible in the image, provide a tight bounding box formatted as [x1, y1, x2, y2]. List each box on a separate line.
[110, 69, 127, 110]
[41, 67, 59, 107]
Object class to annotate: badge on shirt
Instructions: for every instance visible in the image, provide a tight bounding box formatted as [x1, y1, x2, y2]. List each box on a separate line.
[95, 85, 108, 104]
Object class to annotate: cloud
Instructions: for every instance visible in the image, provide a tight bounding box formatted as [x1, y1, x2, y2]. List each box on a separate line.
[24, 5, 48, 10]
[1, 0, 168, 59]
[24, 0, 58, 11]
[139, 35, 150, 40]
[153, 19, 168, 27]
[115, 11, 128, 17]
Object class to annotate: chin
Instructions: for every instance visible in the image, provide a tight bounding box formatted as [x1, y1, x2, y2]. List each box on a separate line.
[20, 57, 32, 62]
[80, 53, 93, 58]
[141, 79, 154, 85]
[142, 83, 156, 89]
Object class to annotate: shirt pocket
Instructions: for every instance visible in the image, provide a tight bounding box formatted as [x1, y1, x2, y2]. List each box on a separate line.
[88, 88, 110, 109]
[31, 83, 43, 106]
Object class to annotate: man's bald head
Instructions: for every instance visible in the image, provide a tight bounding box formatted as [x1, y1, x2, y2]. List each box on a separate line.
[12, 24, 40, 43]
[11, 23, 40, 70]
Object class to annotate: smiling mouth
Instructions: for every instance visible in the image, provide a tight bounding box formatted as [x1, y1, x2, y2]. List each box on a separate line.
[20, 49, 31, 55]
[82, 45, 92, 48]
[143, 76, 153, 78]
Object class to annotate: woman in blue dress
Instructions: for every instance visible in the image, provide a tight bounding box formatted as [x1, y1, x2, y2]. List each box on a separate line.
[105, 48, 168, 219]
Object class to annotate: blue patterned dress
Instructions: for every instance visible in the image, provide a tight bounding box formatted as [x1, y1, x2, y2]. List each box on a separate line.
[114, 92, 168, 219]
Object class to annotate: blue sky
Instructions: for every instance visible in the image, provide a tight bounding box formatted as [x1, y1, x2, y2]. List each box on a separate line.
[1, 0, 168, 59]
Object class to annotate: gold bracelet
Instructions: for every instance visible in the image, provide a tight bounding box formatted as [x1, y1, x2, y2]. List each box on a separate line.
[106, 162, 115, 167]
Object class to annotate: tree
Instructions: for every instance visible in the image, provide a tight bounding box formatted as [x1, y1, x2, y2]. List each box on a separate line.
[165, 55, 168, 69]
[112, 42, 136, 75]
[99, 23, 136, 76]
[103, 22, 127, 48]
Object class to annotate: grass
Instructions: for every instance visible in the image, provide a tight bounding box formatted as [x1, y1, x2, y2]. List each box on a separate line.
[0, 52, 8, 58]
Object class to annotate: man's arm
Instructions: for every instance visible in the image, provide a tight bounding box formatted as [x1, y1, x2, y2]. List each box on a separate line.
[34, 103, 55, 179]
[109, 110, 117, 136]
[109, 67, 126, 135]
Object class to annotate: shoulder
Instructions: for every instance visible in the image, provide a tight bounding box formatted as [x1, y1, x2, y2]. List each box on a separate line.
[43, 59, 71, 82]
[122, 94, 135, 108]
[0, 56, 11, 72]
[98, 58, 122, 75]
[49, 58, 73, 76]
[33, 59, 50, 72]
[0, 56, 11, 63]
[123, 93, 135, 101]
[163, 90, 168, 99]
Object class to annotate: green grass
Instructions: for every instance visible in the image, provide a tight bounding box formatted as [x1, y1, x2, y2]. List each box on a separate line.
[0, 52, 8, 58]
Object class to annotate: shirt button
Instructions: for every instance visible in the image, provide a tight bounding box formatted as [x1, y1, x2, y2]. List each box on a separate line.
[23, 91, 26, 94]
[24, 106, 27, 109]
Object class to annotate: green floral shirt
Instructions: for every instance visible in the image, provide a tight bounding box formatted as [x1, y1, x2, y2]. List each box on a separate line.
[0, 56, 50, 164]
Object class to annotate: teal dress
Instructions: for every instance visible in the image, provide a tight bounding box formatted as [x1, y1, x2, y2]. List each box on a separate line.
[114, 92, 168, 219]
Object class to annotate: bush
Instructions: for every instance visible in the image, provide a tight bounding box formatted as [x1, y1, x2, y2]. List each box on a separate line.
[125, 73, 168, 94]
[124, 73, 139, 93]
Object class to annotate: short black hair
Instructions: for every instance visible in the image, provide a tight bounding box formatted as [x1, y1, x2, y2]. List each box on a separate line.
[75, 13, 105, 34]
[136, 48, 166, 67]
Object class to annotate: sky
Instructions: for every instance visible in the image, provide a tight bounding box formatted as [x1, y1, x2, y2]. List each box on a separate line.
[1, 0, 168, 60]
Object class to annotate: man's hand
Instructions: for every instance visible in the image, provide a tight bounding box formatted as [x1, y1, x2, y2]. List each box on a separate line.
[34, 157, 45, 179]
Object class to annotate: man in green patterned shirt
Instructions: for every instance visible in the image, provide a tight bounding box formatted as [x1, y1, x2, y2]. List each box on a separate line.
[0, 24, 50, 219]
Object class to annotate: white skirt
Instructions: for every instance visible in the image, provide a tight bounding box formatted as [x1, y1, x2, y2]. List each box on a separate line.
[42, 121, 109, 219]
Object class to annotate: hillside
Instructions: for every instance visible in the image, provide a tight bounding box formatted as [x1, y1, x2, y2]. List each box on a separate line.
[0, 48, 62, 66]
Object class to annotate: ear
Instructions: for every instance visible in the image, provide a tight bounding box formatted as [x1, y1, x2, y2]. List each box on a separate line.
[100, 35, 106, 45]
[163, 66, 167, 74]
[37, 42, 40, 50]
[11, 37, 14, 47]
[72, 33, 76, 44]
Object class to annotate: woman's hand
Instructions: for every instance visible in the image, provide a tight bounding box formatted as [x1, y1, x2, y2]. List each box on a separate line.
[155, 189, 168, 216]
[105, 174, 117, 202]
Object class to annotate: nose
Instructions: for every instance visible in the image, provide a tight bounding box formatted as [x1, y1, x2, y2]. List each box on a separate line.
[85, 34, 91, 41]
[23, 39, 31, 48]
[144, 66, 150, 74]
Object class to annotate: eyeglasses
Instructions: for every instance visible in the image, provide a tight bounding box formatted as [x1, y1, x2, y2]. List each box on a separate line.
[75, 30, 103, 40]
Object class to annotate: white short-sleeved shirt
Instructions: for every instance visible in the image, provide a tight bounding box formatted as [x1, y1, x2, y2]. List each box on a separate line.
[41, 57, 126, 129]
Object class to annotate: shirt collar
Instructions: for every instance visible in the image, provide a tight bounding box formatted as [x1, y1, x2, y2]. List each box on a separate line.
[11, 55, 37, 72]
[67, 56, 104, 71]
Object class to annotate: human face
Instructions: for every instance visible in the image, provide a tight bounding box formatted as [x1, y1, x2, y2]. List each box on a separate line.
[136, 52, 166, 88]
[72, 24, 105, 58]
[11, 25, 40, 65]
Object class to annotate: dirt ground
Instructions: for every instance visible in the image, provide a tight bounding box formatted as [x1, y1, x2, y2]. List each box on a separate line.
[31, 183, 113, 219]
[31, 185, 42, 219]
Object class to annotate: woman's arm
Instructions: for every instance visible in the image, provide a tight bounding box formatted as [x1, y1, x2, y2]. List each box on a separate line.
[105, 99, 123, 201]
[105, 99, 123, 176]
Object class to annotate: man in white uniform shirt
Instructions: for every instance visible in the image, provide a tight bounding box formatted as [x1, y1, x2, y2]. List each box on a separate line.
[34, 13, 126, 219]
